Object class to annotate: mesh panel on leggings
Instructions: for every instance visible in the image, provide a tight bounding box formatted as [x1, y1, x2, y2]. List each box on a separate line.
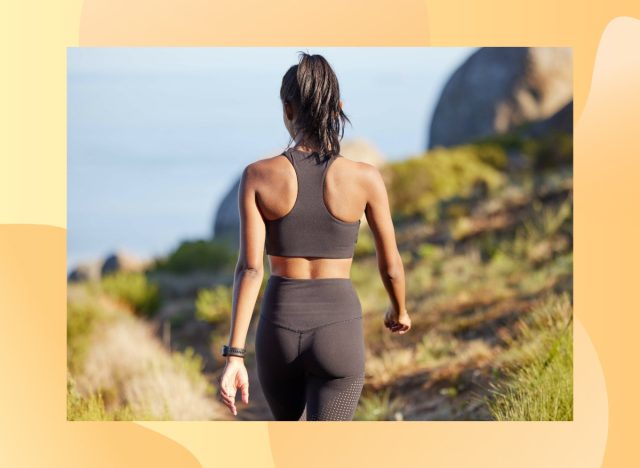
[305, 374, 366, 421]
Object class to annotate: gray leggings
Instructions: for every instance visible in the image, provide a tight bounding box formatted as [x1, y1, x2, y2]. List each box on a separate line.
[255, 275, 366, 421]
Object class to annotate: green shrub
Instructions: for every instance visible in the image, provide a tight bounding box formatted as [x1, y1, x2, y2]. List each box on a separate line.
[154, 239, 236, 273]
[101, 271, 160, 317]
[386, 146, 504, 223]
[67, 301, 103, 374]
[522, 131, 573, 169]
[67, 375, 140, 421]
[470, 142, 509, 170]
[171, 347, 215, 395]
[473, 128, 572, 170]
[195, 285, 232, 324]
[473, 130, 527, 150]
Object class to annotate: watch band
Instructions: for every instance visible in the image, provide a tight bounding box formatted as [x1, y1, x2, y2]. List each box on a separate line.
[221, 344, 246, 357]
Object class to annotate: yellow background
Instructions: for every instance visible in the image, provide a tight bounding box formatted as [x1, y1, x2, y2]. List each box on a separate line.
[1, 0, 639, 466]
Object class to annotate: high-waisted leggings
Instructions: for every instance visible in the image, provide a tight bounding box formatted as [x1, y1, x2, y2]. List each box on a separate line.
[255, 275, 365, 421]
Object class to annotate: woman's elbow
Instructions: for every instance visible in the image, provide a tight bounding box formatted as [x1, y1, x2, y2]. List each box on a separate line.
[380, 252, 404, 280]
[236, 263, 264, 279]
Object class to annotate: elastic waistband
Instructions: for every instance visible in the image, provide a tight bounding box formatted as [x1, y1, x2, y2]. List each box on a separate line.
[260, 274, 362, 331]
[265, 275, 358, 305]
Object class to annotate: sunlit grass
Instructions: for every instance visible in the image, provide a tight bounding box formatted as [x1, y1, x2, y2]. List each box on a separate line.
[67, 286, 219, 420]
[487, 294, 573, 420]
[354, 387, 404, 421]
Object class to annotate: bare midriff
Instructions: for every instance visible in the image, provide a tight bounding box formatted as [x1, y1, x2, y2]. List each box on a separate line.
[268, 255, 353, 279]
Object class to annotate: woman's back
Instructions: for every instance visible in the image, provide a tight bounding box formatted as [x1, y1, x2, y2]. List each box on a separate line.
[251, 146, 373, 279]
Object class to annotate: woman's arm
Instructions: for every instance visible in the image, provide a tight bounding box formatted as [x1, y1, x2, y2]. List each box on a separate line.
[227, 163, 266, 349]
[363, 164, 411, 334]
[219, 163, 266, 416]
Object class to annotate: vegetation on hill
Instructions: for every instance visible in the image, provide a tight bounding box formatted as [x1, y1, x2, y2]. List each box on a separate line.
[67, 128, 572, 421]
[67, 276, 219, 420]
[349, 130, 572, 420]
[151, 239, 236, 274]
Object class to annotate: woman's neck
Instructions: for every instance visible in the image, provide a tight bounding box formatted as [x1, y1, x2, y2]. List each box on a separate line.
[292, 130, 320, 153]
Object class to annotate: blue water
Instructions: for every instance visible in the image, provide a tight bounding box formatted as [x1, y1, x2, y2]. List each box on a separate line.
[67, 47, 477, 269]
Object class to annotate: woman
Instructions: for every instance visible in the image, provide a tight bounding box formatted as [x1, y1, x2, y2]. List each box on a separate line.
[218, 52, 411, 421]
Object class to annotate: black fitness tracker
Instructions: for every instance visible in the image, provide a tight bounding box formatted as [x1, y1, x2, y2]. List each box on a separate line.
[221, 344, 246, 358]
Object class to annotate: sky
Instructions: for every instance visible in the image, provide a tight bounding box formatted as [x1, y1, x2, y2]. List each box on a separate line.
[67, 47, 478, 268]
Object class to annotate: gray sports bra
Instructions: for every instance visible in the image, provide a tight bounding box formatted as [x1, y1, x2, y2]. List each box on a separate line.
[264, 147, 361, 258]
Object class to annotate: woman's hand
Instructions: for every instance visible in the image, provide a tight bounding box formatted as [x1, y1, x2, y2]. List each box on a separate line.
[383, 306, 411, 334]
[217, 356, 249, 416]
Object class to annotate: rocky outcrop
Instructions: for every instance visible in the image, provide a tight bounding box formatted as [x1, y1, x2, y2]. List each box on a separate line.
[67, 259, 102, 282]
[101, 251, 150, 276]
[211, 138, 386, 246]
[212, 177, 242, 245]
[68, 250, 150, 282]
[428, 47, 573, 149]
[520, 99, 573, 139]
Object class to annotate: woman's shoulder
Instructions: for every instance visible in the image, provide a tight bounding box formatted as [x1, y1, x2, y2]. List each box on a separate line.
[241, 151, 292, 181]
[335, 153, 382, 181]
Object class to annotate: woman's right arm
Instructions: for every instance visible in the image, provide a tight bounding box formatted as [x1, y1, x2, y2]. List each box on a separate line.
[218, 162, 266, 416]
[363, 164, 411, 334]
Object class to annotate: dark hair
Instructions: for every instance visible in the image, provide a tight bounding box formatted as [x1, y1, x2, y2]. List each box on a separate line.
[280, 52, 351, 160]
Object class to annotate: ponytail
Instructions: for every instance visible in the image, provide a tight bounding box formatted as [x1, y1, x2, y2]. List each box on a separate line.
[280, 52, 350, 160]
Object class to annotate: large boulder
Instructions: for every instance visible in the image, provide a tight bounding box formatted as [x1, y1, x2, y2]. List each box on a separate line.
[428, 47, 573, 149]
[211, 138, 386, 246]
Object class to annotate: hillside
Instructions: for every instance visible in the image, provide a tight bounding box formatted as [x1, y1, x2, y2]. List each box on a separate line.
[67, 128, 573, 421]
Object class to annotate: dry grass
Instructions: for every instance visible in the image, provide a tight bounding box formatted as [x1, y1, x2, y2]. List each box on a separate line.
[68, 289, 222, 420]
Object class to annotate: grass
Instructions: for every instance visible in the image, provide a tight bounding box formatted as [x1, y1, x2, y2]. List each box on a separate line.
[354, 387, 404, 421]
[171, 346, 215, 396]
[67, 285, 219, 420]
[67, 300, 103, 375]
[66, 130, 573, 421]
[414, 331, 459, 366]
[487, 294, 573, 420]
[67, 374, 147, 421]
[355, 149, 572, 419]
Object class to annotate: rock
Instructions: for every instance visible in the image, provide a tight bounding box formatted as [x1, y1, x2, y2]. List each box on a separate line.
[428, 47, 573, 149]
[67, 259, 102, 283]
[100, 250, 150, 276]
[211, 138, 387, 246]
[212, 177, 242, 245]
[520, 99, 573, 138]
[68, 251, 149, 282]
